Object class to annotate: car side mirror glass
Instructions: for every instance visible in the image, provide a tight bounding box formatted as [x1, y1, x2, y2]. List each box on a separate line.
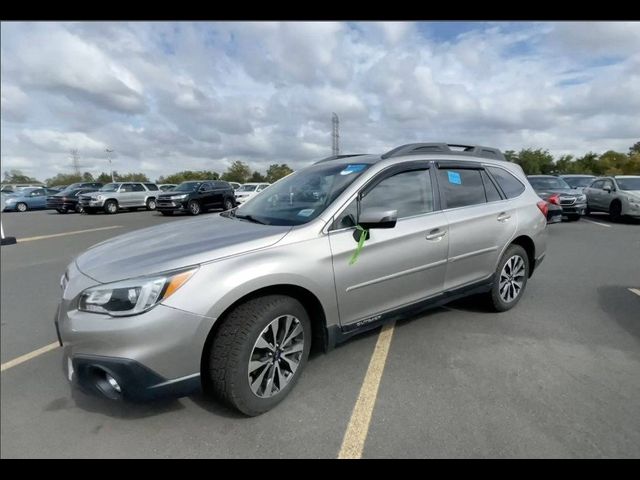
[603, 186, 611, 193]
[359, 208, 398, 230]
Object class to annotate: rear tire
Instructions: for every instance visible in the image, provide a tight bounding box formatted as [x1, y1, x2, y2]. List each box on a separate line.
[146, 198, 157, 211]
[609, 201, 622, 222]
[223, 198, 234, 211]
[486, 244, 529, 312]
[104, 200, 118, 214]
[75, 204, 84, 214]
[206, 295, 312, 416]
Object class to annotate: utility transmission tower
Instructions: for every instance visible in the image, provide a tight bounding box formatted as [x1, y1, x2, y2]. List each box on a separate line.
[332, 112, 340, 156]
[70, 149, 84, 176]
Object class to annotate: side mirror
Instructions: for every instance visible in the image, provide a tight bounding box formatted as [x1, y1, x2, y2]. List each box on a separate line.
[359, 208, 398, 230]
[603, 186, 612, 193]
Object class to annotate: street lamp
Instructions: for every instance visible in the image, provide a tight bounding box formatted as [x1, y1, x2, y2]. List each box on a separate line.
[105, 149, 115, 182]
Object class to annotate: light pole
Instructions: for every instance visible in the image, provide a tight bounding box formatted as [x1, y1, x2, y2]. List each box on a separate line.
[105, 149, 115, 182]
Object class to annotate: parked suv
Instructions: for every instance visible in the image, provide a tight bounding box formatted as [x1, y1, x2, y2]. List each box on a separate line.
[584, 176, 640, 220]
[156, 180, 236, 215]
[79, 182, 159, 214]
[234, 182, 271, 204]
[56, 143, 547, 416]
[527, 175, 587, 221]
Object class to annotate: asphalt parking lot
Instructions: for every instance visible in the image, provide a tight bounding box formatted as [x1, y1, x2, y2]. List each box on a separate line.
[1, 208, 639, 458]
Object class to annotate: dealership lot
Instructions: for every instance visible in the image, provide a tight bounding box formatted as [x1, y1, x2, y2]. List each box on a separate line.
[1, 210, 639, 458]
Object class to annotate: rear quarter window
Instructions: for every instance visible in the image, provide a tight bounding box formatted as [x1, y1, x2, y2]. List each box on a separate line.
[487, 167, 526, 198]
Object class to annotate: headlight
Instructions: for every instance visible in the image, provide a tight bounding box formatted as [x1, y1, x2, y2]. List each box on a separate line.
[96, 195, 104, 201]
[578, 194, 587, 202]
[78, 268, 197, 317]
[170, 194, 188, 200]
[5, 198, 16, 204]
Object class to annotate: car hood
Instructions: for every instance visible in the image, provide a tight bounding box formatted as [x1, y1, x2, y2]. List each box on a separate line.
[535, 188, 582, 199]
[623, 190, 640, 200]
[75, 214, 292, 283]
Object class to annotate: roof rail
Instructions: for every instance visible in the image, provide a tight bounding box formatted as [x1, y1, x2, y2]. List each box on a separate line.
[381, 143, 506, 161]
[313, 153, 368, 165]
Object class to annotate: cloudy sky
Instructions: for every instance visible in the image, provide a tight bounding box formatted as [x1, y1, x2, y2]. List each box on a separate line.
[1, 21, 639, 182]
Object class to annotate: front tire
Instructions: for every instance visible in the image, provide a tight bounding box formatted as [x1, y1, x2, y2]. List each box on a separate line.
[104, 200, 118, 214]
[206, 295, 312, 416]
[16, 202, 28, 212]
[223, 197, 234, 211]
[75, 204, 84, 213]
[486, 244, 529, 312]
[609, 201, 622, 222]
[188, 200, 201, 215]
[146, 198, 157, 211]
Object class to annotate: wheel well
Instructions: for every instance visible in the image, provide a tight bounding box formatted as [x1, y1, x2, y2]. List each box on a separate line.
[610, 199, 621, 208]
[510, 235, 536, 277]
[200, 284, 329, 379]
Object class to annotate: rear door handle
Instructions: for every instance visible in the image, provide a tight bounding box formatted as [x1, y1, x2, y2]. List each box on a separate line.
[497, 212, 511, 222]
[426, 229, 447, 241]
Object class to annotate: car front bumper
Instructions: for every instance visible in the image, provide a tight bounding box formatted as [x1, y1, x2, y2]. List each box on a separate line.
[57, 267, 210, 401]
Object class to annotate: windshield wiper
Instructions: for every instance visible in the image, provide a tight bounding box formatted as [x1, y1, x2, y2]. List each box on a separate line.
[234, 213, 269, 225]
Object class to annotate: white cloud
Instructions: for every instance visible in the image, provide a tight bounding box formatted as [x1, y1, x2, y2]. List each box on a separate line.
[1, 21, 639, 182]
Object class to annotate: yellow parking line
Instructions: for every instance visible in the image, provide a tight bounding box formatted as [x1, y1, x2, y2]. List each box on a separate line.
[338, 322, 395, 459]
[1, 342, 60, 372]
[629, 288, 640, 297]
[19, 225, 122, 242]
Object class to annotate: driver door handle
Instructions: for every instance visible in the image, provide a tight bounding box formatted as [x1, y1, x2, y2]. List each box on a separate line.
[426, 229, 447, 241]
[497, 212, 511, 222]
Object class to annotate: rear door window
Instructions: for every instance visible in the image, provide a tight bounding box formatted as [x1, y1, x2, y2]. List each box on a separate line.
[438, 169, 487, 209]
[481, 171, 502, 202]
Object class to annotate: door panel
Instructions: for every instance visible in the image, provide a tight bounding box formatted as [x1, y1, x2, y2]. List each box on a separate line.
[329, 213, 449, 326]
[444, 202, 517, 290]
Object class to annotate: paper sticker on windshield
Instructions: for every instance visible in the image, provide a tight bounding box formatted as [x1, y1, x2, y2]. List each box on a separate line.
[297, 209, 315, 217]
[448, 171, 462, 185]
[340, 164, 366, 175]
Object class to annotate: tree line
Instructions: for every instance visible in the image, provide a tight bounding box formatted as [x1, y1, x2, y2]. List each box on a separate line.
[1, 161, 294, 187]
[3, 142, 638, 187]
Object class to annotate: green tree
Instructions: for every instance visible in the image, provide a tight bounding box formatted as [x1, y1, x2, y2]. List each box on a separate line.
[45, 173, 82, 187]
[265, 163, 294, 183]
[575, 152, 601, 175]
[115, 172, 150, 182]
[553, 155, 576, 174]
[629, 142, 640, 155]
[221, 161, 251, 183]
[96, 172, 114, 183]
[3, 169, 40, 183]
[599, 150, 630, 175]
[513, 149, 554, 175]
[503, 150, 518, 163]
[157, 170, 219, 184]
[82, 171, 95, 182]
[249, 170, 266, 182]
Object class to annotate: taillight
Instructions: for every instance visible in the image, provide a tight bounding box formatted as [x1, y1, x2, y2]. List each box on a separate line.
[537, 201, 548, 218]
[547, 193, 560, 205]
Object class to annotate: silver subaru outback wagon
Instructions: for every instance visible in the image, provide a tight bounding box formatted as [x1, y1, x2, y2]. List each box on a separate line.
[56, 143, 548, 416]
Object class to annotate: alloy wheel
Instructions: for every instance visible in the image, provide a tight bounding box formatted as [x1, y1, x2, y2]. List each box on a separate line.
[248, 315, 304, 398]
[499, 255, 525, 303]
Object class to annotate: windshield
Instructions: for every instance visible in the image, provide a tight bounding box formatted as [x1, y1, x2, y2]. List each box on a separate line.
[233, 162, 371, 226]
[528, 177, 571, 190]
[616, 178, 640, 191]
[237, 184, 258, 192]
[562, 176, 594, 188]
[99, 183, 120, 192]
[174, 182, 201, 192]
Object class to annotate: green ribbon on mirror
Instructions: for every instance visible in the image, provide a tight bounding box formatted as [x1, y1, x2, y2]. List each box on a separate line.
[349, 225, 368, 266]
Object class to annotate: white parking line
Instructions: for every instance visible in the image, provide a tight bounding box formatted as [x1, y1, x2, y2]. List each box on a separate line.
[1, 342, 60, 372]
[338, 322, 395, 459]
[582, 218, 611, 228]
[629, 288, 640, 297]
[19, 225, 122, 242]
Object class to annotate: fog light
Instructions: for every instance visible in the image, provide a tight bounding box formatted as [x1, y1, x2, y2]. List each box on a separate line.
[106, 374, 121, 393]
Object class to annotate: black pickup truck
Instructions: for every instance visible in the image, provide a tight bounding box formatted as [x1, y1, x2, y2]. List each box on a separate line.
[156, 180, 236, 216]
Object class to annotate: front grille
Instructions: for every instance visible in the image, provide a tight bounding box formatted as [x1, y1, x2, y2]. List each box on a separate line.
[46, 197, 65, 208]
[559, 197, 576, 205]
[157, 199, 176, 207]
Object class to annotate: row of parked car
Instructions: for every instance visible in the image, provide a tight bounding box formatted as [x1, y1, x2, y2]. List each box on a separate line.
[527, 174, 640, 223]
[1, 181, 272, 215]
